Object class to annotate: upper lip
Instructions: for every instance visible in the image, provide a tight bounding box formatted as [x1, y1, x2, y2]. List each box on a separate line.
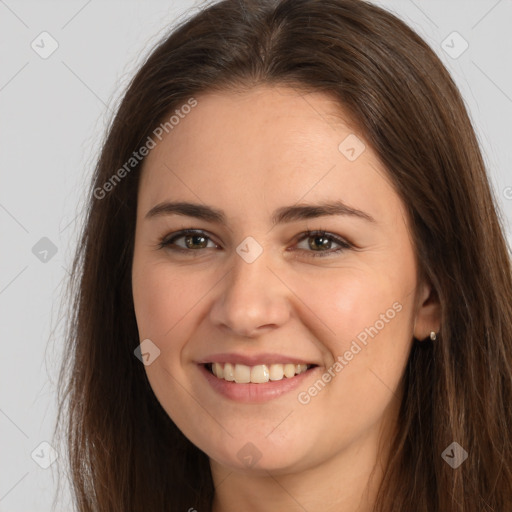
[197, 352, 318, 366]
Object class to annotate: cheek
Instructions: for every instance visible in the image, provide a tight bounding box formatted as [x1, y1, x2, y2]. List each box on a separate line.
[291, 266, 412, 348]
[291, 266, 415, 406]
[132, 260, 200, 341]
[131, 260, 204, 422]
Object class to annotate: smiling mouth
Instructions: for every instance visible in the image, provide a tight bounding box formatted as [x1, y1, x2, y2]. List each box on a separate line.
[204, 362, 318, 384]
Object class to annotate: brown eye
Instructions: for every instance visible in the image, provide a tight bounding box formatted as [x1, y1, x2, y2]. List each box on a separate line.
[159, 228, 352, 258]
[294, 230, 352, 258]
[160, 230, 218, 251]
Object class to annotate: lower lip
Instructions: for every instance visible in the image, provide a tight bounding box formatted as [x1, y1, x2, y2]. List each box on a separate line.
[198, 364, 318, 403]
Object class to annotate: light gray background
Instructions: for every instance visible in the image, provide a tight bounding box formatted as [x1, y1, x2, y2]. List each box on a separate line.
[1, 1, 511, 510]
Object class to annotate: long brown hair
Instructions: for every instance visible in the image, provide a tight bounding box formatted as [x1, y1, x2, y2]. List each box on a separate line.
[53, 0, 512, 510]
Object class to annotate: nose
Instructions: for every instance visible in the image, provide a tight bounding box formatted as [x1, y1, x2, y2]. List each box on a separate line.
[208, 248, 292, 338]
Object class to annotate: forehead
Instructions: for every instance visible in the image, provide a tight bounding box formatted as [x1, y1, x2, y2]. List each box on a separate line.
[137, 85, 402, 226]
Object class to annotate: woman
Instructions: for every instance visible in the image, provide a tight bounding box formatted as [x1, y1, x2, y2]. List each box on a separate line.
[54, 0, 512, 510]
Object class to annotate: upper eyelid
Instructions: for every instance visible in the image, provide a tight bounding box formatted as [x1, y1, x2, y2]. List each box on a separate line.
[163, 229, 218, 245]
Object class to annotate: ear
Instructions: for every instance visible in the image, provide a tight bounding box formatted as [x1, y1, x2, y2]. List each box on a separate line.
[413, 278, 441, 341]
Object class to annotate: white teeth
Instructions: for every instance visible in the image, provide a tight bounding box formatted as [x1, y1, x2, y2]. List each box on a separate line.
[212, 362, 224, 378]
[234, 364, 251, 383]
[209, 362, 309, 383]
[251, 364, 270, 383]
[269, 364, 284, 381]
[223, 362, 235, 381]
[283, 363, 296, 378]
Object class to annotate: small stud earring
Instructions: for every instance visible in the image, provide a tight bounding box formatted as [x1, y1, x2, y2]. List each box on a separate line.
[430, 331, 437, 341]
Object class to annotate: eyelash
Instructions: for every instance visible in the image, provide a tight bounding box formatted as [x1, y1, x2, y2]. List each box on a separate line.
[158, 229, 353, 258]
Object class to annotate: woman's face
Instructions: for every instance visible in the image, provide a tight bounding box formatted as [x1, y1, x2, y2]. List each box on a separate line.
[131, 85, 439, 475]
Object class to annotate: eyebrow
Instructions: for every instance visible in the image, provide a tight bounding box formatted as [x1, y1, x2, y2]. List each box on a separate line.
[145, 200, 376, 225]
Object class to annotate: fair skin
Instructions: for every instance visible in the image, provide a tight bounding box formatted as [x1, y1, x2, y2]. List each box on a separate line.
[131, 85, 440, 511]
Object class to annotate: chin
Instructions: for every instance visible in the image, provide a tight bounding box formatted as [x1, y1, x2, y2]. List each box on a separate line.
[201, 433, 317, 476]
